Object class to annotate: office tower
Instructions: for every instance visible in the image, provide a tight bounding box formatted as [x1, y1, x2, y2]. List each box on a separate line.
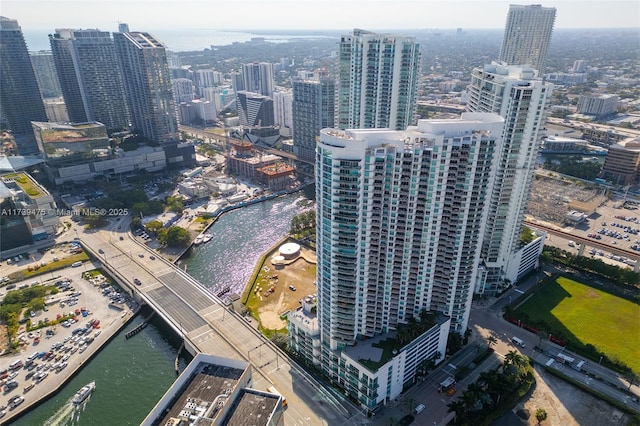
[0, 17, 48, 154]
[241, 63, 274, 97]
[272, 89, 293, 137]
[235, 91, 274, 127]
[50, 29, 129, 133]
[499, 4, 556, 72]
[466, 62, 553, 293]
[114, 31, 178, 144]
[292, 113, 502, 409]
[338, 29, 419, 131]
[30, 51, 62, 98]
[291, 78, 335, 161]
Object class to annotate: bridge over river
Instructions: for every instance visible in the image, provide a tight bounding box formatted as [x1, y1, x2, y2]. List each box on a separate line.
[78, 219, 364, 425]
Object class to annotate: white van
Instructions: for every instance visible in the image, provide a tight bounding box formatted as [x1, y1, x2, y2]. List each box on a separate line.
[511, 336, 525, 348]
[414, 404, 425, 415]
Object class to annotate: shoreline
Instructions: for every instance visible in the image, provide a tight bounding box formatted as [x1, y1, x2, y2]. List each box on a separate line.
[1, 268, 140, 423]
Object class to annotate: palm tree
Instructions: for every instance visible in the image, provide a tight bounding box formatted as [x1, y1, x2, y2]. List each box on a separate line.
[447, 400, 467, 424]
[487, 335, 497, 350]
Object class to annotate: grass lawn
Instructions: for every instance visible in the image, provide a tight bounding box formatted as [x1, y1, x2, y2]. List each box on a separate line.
[515, 276, 640, 373]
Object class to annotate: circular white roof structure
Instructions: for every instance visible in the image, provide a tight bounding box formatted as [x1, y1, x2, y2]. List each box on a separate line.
[279, 242, 301, 256]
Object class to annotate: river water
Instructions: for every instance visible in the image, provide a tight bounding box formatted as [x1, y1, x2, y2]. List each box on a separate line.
[13, 191, 313, 425]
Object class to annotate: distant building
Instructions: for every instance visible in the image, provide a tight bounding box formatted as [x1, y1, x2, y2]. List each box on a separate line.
[236, 91, 275, 128]
[544, 71, 588, 86]
[577, 94, 619, 118]
[114, 30, 178, 144]
[43, 98, 69, 122]
[141, 353, 284, 426]
[499, 4, 556, 72]
[172, 78, 195, 104]
[0, 17, 48, 154]
[29, 50, 62, 98]
[600, 137, 640, 185]
[572, 60, 587, 73]
[241, 62, 275, 97]
[273, 89, 293, 137]
[542, 136, 589, 153]
[226, 139, 285, 181]
[292, 77, 335, 161]
[338, 29, 419, 130]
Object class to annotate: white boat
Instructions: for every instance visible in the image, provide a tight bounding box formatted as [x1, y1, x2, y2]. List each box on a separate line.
[72, 381, 95, 404]
[194, 235, 204, 245]
[202, 233, 213, 243]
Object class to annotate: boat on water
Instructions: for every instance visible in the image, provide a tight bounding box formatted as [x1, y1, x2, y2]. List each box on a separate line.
[202, 233, 213, 243]
[194, 235, 204, 245]
[72, 381, 95, 404]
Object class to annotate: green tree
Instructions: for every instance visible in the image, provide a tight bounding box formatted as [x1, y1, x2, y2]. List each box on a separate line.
[145, 220, 164, 234]
[535, 408, 548, 424]
[487, 335, 498, 349]
[158, 226, 190, 247]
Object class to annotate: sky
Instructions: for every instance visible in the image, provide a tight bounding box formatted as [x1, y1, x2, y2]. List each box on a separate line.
[2, 0, 639, 33]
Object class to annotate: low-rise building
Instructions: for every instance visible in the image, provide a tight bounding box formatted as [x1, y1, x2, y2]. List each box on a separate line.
[600, 137, 640, 185]
[142, 353, 283, 426]
[0, 172, 59, 249]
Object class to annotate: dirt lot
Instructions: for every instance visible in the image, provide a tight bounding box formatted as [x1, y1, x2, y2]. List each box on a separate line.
[246, 245, 317, 330]
[511, 366, 630, 426]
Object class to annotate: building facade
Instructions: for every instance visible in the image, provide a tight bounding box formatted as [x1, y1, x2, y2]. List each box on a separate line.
[577, 94, 619, 118]
[338, 29, 419, 131]
[49, 29, 130, 133]
[466, 63, 553, 293]
[0, 17, 48, 154]
[241, 62, 275, 97]
[498, 4, 556, 72]
[290, 113, 503, 410]
[114, 31, 178, 144]
[29, 50, 62, 99]
[600, 138, 640, 185]
[292, 78, 336, 161]
[273, 89, 293, 137]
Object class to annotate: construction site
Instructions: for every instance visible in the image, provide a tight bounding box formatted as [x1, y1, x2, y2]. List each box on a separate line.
[527, 171, 609, 225]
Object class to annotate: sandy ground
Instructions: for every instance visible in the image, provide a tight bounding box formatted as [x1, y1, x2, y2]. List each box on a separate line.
[510, 366, 630, 426]
[253, 246, 317, 330]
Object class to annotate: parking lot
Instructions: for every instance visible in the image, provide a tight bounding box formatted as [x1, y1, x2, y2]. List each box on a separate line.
[0, 265, 136, 421]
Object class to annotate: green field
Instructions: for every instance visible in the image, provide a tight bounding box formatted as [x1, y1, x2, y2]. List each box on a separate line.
[515, 276, 640, 374]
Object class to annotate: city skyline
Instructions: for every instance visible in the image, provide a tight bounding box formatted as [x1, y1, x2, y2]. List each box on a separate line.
[4, 0, 639, 36]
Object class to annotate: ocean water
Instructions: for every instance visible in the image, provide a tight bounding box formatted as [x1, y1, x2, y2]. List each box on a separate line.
[23, 28, 339, 52]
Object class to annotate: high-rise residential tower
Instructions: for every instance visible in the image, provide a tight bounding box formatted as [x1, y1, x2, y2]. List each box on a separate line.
[466, 62, 553, 294]
[0, 17, 48, 154]
[291, 77, 335, 161]
[338, 29, 419, 131]
[50, 29, 129, 133]
[241, 62, 274, 97]
[499, 4, 556, 72]
[289, 113, 503, 411]
[30, 51, 62, 99]
[114, 31, 178, 144]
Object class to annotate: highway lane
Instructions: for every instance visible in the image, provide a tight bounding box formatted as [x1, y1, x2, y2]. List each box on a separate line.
[77, 221, 366, 425]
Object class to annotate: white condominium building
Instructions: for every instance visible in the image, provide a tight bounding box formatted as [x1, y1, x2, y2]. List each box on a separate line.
[289, 113, 503, 411]
[338, 29, 419, 131]
[466, 62, 553, 293]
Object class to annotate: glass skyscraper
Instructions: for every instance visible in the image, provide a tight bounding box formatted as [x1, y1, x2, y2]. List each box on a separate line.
[0, 16, 48, 154]
[114, 31, 178, 144]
